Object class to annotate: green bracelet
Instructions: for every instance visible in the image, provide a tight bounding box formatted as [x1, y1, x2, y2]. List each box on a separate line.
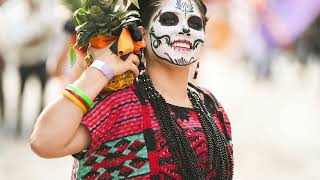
[67, 85, 94, 108]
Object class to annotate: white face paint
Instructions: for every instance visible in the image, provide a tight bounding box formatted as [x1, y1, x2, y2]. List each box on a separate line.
[148, 0, 205, 66]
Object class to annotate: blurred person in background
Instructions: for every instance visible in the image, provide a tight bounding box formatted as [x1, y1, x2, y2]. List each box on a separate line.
[0, 0, 6, 125]
[15, 0, 61, 136]
[294, 15, 320, 67]
[0, 0, 65, 135]
[0, 0, 6, 6]
[46, 0, 87, 91]
[30, 0, 234, 179]
[247, 0, 284, 81]
[46, 19, 87, 89]
[0, 53, 5, 124]
[205, 0, 233, 51]
[231, 0, 291, 81]
[248, 0, 320, 80]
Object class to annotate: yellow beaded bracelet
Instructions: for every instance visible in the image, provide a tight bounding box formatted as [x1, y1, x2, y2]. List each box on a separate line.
[62, 90, 88, 113]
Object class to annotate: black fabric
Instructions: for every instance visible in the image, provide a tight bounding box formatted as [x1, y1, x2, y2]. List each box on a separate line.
[168, 104, 191, 122]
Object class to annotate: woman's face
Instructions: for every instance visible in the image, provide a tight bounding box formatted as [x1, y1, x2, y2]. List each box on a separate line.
[146, 0, 205, 67]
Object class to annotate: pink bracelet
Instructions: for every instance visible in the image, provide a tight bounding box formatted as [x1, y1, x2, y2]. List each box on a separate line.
[89, 60, 115, 81]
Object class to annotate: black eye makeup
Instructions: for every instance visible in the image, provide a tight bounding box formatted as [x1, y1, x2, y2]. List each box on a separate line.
[188, 16, 203, 31]
[159, 12, 179, 26]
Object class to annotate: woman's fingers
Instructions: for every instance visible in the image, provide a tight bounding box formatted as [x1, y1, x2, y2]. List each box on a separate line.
[130, 63, 140, 77]
[126, 54, 140, 77]
[127, 54, 140, 66]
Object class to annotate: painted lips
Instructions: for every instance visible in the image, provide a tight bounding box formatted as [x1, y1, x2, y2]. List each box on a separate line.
[172, 39, 192, 51]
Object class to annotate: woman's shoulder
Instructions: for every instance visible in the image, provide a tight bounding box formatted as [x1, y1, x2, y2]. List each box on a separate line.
[189, 84, 221, 107]
[198, 86, 228, 115]
[193, 85, 223, 107]
[201, 87, 232, 138]
[198, 86, 216, 98]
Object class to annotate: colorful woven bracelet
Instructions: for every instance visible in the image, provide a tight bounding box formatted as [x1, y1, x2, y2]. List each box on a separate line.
[62, 90, 88, 113]
[89, 60, 115, 81]
[65, 89, 90, 110]
[66, 85, 94, 108]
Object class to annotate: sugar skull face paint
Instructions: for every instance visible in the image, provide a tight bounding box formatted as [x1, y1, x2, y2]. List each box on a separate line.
[148, 0, 205, 66]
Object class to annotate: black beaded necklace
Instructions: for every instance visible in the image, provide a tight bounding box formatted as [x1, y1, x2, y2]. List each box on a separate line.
[138, 73, 233, 179]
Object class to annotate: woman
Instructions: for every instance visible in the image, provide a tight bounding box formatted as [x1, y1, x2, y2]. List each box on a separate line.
[30, 0, 234, 179]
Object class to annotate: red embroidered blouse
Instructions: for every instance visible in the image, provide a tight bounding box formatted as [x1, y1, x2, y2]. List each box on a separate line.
[71, 83, 233, 180]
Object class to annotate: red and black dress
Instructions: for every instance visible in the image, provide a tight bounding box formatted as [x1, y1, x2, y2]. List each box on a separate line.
[71, 82, 233, 179]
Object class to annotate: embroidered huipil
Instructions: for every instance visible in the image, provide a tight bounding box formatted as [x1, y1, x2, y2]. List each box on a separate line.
[71, 83, 233, 179]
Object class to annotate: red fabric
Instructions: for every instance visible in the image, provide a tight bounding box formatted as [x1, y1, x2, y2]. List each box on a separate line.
[72, 83, 233, 179]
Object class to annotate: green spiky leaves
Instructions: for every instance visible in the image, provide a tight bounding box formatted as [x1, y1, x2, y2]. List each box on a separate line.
[123, 0, 139, 8]
[69, 46, 77, 66]
[74, 0, 141, 47]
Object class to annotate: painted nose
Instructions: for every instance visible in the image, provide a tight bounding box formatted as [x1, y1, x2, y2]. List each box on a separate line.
[182, 26, 191, 34]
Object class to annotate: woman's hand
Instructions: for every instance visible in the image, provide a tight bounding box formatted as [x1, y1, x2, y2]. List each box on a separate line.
[88, 45, 140, 78]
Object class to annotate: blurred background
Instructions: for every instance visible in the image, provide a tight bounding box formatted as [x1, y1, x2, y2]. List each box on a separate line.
[0, 0, 320, 179]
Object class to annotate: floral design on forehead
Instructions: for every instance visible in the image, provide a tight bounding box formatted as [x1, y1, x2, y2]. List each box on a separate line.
[176, 0, 194, 13]
[148, 0, 205, 66]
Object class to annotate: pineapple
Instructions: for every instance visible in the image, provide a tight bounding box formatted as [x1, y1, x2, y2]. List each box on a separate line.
[73, 0, 141, 92]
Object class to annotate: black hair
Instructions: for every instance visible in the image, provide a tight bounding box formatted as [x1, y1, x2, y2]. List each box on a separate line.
[63, 19, 76, 33]
[131, 0, 208, 29]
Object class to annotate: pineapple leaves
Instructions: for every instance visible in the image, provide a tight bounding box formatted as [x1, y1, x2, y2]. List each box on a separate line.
[69, 46, 77, 66]
[123, 0, 139, 8]
[73, 0, 141, 47]
[73, 8, 89, 25]
[81, 0, 90, 9]
[129, 0, 139, 8]
[123, 0, 128, 7]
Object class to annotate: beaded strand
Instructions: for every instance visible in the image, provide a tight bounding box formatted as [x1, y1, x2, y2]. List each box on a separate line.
[189, 90, 234, 179]
[138, 74, 233, 179]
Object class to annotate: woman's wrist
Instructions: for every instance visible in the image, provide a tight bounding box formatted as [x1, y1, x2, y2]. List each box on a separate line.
[72, 67, 109, 100]
[89, 60, 115, 81]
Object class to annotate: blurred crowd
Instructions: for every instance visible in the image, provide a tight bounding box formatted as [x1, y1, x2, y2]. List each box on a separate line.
[205, 0, 320, 80]
[0, 0, 319, 135]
